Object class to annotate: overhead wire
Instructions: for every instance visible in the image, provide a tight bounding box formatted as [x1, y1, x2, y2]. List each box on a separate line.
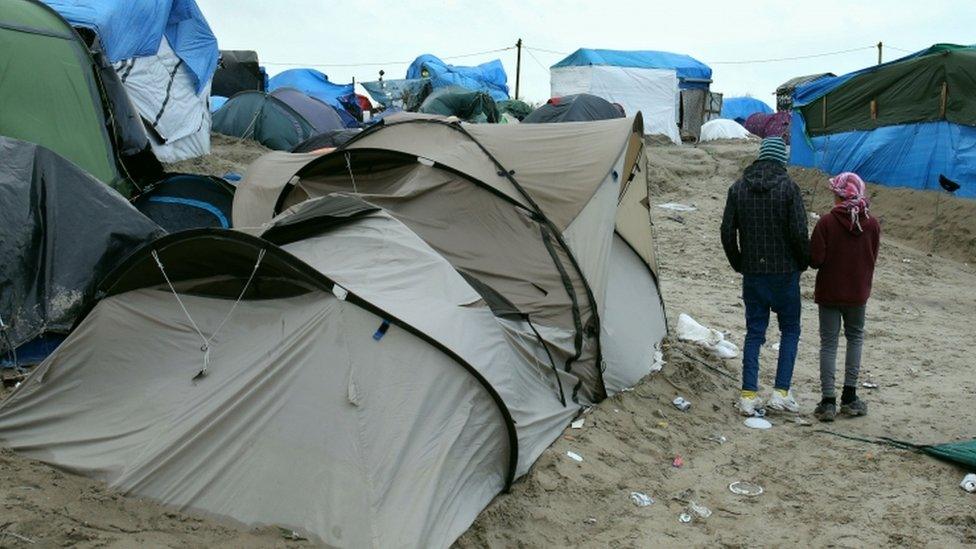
[263, 46, 515, 68]
[708, 45, 877, 65]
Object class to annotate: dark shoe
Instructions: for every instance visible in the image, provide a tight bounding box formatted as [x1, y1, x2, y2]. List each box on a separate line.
[814, 401, 836, 422]
[840, 398, 868, 417]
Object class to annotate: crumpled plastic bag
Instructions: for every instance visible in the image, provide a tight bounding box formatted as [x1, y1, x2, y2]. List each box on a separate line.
[676, 313, 739, 359]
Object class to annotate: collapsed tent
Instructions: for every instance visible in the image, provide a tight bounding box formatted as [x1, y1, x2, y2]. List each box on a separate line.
[418, 87, 500, 123]
[0, 137, 163, 362]
[43, 0, 219, 163]
[1, 0, 161, 196]
[359, 78, 432, 110]
[776, 72, 834, 112]
[523, 93, 624, 124]
[551, 48, 712, 143]
[268, 69, 360, 127]
[134, 174, 235, 232]
[212, 50, 265, 97]
[790, 44, 976, 198]
[720, 97, 774, 124]
[212, 92, 316, 150]
[699, 119, 753, 141]
[407, 54, 509, 101]
[745, 111, 791, 142]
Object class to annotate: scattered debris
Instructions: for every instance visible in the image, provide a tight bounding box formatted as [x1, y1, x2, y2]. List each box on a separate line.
[809, 212, 821, 220]
[650, 349, 665, 373]
[704, 434, 727, 444]
[566, 451, 584, 462]
[0, 530, 36, 544]
[902, 258, 912, 263]
[666, 214, 686, 224]
[279, 528, 308, 541]
[689, 502, 712, 519]
[672, 396, 691, 411]
[630, 492, 654, 507]
[793, 417, 812, 427]
[729, 481, 764, 497]
[657, 202, 697, 212]
[583, 517, 597, 525]
[678, 513, 692, 523]
[862, 381, 879, 389]
[672, 455, 684, 468]
[676, 313, 739, 359]
[744, 417, 772, 430]
[571, 419, 585, 429]
[962, 473, 976, 493]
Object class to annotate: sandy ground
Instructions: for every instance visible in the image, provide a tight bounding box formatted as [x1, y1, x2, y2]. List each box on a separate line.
[2, 136, 975, 547]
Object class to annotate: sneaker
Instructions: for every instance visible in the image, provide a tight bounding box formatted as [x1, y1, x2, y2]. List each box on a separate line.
[814, 401, 837, 422]
[738, 392, 763, 416]
[767, 389, 800, 413]
[840, 398, 868, 417]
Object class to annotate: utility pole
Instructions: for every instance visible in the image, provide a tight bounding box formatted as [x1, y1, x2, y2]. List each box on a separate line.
[515, 38, 523, 100]
[877, 41, 883, 65]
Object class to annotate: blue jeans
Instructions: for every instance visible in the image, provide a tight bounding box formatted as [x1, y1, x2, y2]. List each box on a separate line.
[741, 272, 801, 392]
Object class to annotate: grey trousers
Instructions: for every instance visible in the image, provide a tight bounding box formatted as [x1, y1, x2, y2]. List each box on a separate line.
[818, 304, 866, 397]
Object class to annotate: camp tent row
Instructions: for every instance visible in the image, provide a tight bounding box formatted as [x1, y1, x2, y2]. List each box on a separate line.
[0, 115, 667, 548]
[790, 44, 976, 198]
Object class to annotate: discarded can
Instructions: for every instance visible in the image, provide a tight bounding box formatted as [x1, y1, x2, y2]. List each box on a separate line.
[678, 513, 692, 523]
[689, 502, 712, 519]
[672, 396, 691, 411]
[630, 492, 654, 507]
[962, 473, 976, 493]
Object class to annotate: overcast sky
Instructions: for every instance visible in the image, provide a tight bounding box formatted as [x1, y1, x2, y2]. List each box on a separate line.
[198, 0, 975, 107]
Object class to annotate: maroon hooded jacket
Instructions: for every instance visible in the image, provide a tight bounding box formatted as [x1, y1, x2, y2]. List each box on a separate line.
[810, 205, 881, 306]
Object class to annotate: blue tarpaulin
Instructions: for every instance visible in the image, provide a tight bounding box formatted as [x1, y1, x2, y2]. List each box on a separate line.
[552, 48, 712, 89]
[267, 69, 359, 127]
[791, 45, 976, 198]
[721, 97, 773, 123]
[43, 0, 218, 92]
[790, 112, 976, 198]
[406, 54, 509, 101]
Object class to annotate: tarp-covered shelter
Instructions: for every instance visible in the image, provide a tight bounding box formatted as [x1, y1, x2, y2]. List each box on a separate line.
[523, 94, 624, 124]
[721, 97, 774, 124]
[417, 87, 500, 123]
[776, 72, 834, 112]
[212, 91, 316, 151]
[359, 78, 432, 111]
[790, 44, 976, 198]
[551, 48, 713, 143]
[267, 69, 360, 127]
[1, 0, 161, 196]
[0, 137, 163, 361]
[0, 116, 666, 547]
[700, 119, 753, 141]
[212, 50, 264, 97]
[43, 0, 219, 163]
[407, 54, 509, 101]
[134, 174, 235, 232]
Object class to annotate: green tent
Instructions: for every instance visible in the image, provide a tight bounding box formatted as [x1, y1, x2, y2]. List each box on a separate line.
[497, 99, 533, 121]
[800, 44, 976, 136]
[418, 87, 501, 123]
[212, 92, 317, 151]
[0, 0, 125, 190]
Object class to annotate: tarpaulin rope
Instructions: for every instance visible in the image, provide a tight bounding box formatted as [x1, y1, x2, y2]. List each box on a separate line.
[344, 152, 358, 194]
[151, 248, 266, 380]
[0, 312, 20, 372]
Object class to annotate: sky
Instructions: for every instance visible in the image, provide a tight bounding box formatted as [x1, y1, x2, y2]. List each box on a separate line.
[198, 0, 976, 107]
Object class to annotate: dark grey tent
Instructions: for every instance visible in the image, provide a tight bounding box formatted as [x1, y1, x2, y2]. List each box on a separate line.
[418, 87, 500, 123]
[134, 174, 235, 232]
[523, 94, 624, 124]
[291, 129, 362, 153]
[0, 137, 164, 362]
[212, 91, 317, 150]
[212, 50, 264, 97]
[269, 88, 345, 134]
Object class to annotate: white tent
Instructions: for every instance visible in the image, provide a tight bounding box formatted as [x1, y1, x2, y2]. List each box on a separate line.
[700, 118, 754, 141]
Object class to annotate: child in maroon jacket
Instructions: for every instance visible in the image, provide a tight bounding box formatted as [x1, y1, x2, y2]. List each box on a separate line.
[810, 172, 881, 421]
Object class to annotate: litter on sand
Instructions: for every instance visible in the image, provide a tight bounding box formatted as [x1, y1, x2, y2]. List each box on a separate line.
[729, 481, 764, 496]
[650, 349, 665, 373]
[676, 313, 739, 359]
[689, 502, 712, 519]
[705, 434, 727, 444]
[630, 492, 654, 507]
[672, 455, 684, 468]
[672, 396, 691, 411]
[566, 451, 584, 462]
[678, 513, 692, 523]
[744, 417, 772, 429]
[962, 474, 976, 493]
[862, 381, 879, 389]
[571, 419, 585, 429]
[657, 202, 697, 212]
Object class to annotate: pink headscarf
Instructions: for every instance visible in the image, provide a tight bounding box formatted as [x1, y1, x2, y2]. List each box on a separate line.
[828, 172, 870, 230]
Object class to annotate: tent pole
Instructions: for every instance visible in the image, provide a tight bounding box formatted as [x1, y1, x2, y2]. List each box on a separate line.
[515, 38, 522, 100]
[877, 42, 883, 65]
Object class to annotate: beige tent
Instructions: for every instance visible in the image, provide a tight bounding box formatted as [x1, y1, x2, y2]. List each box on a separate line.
[0, 117, 667, 547]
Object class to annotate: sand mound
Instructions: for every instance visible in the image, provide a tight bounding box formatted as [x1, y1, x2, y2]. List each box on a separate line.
[163, 134, 269, 178]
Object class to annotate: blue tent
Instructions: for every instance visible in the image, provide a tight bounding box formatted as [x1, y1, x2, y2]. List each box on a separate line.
[721, 97, 773, 124]
[267, 69, 359, 127]
[790, 45, 976, 198]
[42, 0, 218, 93]
[406, 54, 509, 101]
[552, 48, 712, 89]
